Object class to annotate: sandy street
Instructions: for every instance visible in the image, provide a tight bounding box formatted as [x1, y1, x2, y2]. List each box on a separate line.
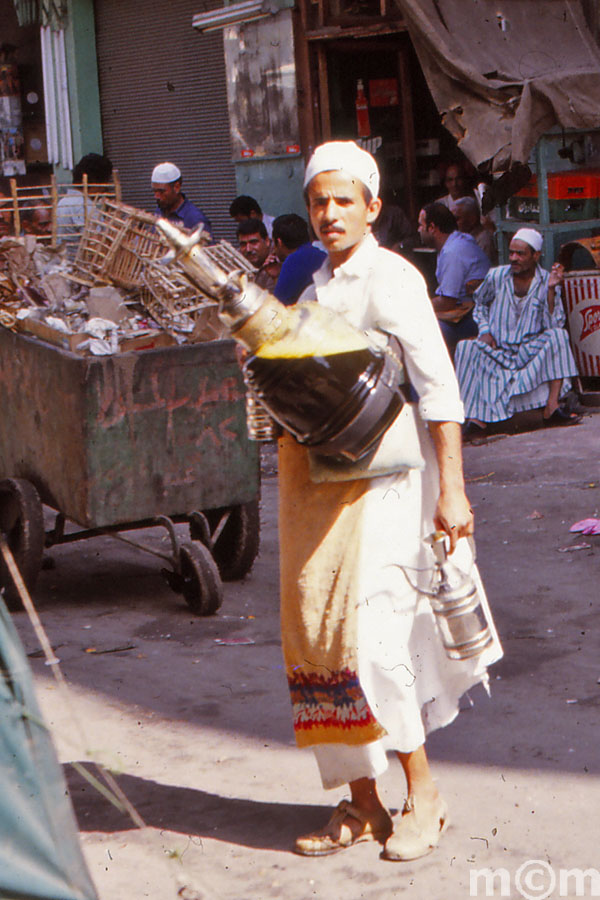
[10, 413, 600, 900]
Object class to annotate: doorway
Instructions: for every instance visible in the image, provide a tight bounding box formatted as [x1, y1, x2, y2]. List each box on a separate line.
[310, 33, 454, 224]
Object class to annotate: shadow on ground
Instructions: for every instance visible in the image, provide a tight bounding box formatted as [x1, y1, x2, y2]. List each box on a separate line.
[66, 763, 327, 852]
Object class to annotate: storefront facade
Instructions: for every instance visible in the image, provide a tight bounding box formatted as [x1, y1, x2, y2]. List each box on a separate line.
[93, 0, 237, 239]
[4, 0, 600, 238]
[1, 0, 48, 181]
[192, 0, 450, 227]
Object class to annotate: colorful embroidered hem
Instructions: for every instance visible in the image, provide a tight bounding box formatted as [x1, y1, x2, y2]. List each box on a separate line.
[288, 667, 386, 748]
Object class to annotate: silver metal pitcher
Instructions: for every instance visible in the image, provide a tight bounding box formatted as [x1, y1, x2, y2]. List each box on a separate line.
[425, 531, 494, 661]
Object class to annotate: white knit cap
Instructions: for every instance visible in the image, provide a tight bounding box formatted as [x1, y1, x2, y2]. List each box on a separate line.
[303, 141, 380, 199]
[512, 227, 543, 252]
[151, 162, 182, 184]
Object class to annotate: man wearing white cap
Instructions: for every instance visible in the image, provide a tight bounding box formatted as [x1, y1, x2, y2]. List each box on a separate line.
[455, 228, 580, 436]
[151, 162, 212, 236]
[279, 141, 501, 861]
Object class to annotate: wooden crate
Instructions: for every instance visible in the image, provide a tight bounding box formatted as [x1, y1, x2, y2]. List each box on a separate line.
[4, 172, 122, 248]
[139, 242, 254, 339]
[71, 199, 168, 289]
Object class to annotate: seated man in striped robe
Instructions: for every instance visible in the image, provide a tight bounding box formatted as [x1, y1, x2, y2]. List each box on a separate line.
[455, 228, 580, 437]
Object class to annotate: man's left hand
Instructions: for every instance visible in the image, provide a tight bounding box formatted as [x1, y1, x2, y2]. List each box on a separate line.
[548, 263, 564, 289]
[433, 488, 474, 554]
[429, 420, 473, 553]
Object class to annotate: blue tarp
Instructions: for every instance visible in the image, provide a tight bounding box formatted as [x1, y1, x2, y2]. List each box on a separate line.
[0, 595, 98, 900]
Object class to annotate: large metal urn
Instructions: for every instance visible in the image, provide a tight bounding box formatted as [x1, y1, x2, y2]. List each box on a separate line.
[156, 220, 406, 462]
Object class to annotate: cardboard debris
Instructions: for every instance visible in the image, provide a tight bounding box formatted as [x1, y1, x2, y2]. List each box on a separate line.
[87, 286, 129, 324]
[0, 213, 252, 356]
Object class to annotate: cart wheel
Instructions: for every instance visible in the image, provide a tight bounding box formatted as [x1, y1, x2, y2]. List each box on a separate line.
[0, 478, 45, 611]
[201, 499, 260, 582]
[179, 541, 223, 616]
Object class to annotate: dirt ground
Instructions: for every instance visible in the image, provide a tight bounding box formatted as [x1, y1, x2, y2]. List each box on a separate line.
[10, 410, 600, 900]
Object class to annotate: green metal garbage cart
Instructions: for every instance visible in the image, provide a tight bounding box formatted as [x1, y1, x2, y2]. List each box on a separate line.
[0, 327, 261, 615]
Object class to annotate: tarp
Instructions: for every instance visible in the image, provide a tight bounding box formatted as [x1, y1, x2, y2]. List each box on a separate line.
[397, 0, 600, 172]
[0, 595, 98, 900]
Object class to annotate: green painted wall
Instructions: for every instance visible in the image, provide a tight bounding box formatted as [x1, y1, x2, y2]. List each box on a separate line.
[56, 0, 103, 180]
[234, 156, 307, 222]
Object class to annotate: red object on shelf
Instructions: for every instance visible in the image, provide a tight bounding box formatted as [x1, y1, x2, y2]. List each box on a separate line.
[369, 78, 399, 107]
[513, 168, 600, 199]
[355, 79, 371, 139]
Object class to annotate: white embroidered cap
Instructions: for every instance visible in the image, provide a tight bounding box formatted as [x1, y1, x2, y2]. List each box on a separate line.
[512, 227, 543, 253]
[303, 141, 380, 199]
[151, 162, 182, 184]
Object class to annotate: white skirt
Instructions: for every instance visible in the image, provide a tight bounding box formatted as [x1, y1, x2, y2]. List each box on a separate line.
[312, 435, 502, 789]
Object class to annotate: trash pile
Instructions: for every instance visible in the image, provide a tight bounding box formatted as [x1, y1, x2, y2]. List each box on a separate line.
[0, 199, 254, 356]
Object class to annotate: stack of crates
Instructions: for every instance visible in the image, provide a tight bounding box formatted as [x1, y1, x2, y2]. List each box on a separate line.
[509, 169, 600, 222]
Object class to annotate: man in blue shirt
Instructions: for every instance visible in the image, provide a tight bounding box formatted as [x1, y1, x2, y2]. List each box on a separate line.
[272, 214, 326, 305]
[151, 162, 212, 238]
[418, 202, 490, 357]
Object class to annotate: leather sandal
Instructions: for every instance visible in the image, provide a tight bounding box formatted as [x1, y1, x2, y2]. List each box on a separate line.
[382, 794, 449, 862]
[294, 799, 393, 857]
[543, 406, 582, 427]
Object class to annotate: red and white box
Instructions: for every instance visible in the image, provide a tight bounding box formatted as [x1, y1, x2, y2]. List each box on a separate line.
[563, 271, 600, 377]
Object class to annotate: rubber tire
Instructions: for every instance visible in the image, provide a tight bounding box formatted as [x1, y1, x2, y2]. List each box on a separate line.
[179, 541, 223, 616]
[203, 499, 260, 582]
[0, 478, 45, 611]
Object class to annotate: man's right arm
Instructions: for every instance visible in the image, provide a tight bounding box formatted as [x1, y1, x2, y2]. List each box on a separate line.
[472, 271, 496, 344]
[434, 246, 464, 313]
[431, 293, 462, 314]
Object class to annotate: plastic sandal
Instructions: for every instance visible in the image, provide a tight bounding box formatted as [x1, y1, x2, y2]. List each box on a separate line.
[543, 407, 582, 427]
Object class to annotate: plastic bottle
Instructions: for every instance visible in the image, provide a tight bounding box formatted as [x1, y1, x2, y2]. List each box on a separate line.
[355, 79, 371, 139]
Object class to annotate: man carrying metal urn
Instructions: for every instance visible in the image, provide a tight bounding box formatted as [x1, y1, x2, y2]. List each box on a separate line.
[278, 141, 502, 861]
[154, 141, 502, 862]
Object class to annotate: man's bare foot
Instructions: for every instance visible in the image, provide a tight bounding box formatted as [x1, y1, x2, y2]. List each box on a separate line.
[543, 401, 559, 419]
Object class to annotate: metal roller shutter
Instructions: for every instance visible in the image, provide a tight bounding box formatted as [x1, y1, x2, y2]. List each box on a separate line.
[93, 0, 237, 240]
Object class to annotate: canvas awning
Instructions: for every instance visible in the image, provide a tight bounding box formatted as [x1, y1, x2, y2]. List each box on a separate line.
[397, 0, 600, 173]
[0, 595, 98, 900]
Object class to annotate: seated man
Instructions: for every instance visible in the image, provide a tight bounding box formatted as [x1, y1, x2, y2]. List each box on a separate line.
[229, 194, 274, 238]
[272, 213, 326, 305]
[455, 228, 580, 436]
[453, 196, 498, 266]
[372, 192, 416, 253]
[436, 161, 476, 210]
[151, 162, 212, 237]
[57, 153, 113, 241]
[21, 199, 51, 237]
[237, 218, 281, 291]
[417, 202, 490, 356]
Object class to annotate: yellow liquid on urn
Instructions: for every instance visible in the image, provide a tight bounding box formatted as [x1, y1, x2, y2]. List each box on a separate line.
[254, 304, 369, 360]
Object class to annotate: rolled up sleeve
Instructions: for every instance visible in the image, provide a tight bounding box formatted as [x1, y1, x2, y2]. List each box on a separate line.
[370, 262, 465, 423]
